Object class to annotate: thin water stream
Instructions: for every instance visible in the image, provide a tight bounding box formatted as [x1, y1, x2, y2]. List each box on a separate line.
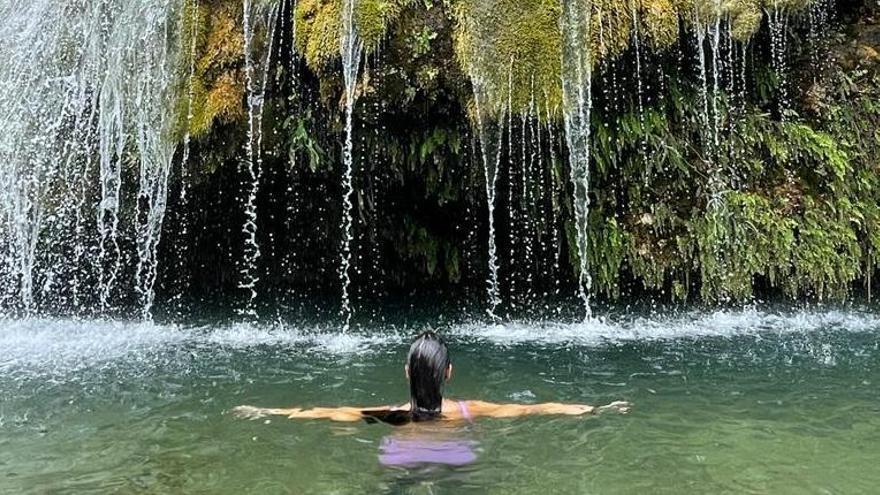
[339, 0, 364, 332]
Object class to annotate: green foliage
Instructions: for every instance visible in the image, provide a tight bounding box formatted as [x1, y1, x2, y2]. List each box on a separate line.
[285, 110, 328, 172]
[182, 0, 825, 137]
[583, 59, 880, 302]
[170, 0, 876, 301]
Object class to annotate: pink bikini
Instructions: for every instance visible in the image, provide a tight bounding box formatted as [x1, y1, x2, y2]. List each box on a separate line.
[378, 400, 478, 467]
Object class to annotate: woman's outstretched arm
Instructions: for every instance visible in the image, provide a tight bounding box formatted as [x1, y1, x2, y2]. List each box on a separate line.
[233, 405, 390, 422]
[232, 400, 630, 422]
[463, 400, 631, 418]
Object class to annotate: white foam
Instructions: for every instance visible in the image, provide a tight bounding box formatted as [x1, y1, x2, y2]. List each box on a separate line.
[0, 318, 188, 372]
[0, 318, 402, 374]
[0, 308, 877, 375]
[194, 322, 403, 354]
[446, 307, 880, 346]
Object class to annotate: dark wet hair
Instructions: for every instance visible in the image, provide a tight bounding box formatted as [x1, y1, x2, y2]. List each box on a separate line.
[360, 331, 450, 426]
[408, 331, 451, 420]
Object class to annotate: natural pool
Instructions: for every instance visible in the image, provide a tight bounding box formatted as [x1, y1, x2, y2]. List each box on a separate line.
[1, 307, 878, 494]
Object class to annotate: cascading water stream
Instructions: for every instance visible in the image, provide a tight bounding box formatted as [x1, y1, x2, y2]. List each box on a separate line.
[768, 0, 789, 119]
[471, 73, 506, 319]
[0, 0, 184, 318]
[173, 0, 200, 306]
[506, 62, 517, 306]
[708, 1, 722, 150]
[560, 0, 594, 320]
[456, 0, 513, 319]
[809, 0, 835, 81]
[693, 3, 710, 147]
[339, 0, 364, 331]
[239, 0, 279, 317]
[631, 0, 648, 173]
[133, 2, 185, 320]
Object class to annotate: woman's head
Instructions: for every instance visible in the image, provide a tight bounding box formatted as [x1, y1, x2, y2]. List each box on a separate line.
[406, 331, 452, 419]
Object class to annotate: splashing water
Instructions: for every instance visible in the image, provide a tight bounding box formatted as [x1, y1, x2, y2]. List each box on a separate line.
[560, 0, 594, 320]
[339, 0, 364, 331]
[2, 307, 878, 378]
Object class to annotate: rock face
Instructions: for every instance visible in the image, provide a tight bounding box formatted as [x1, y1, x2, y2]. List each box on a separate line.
[171, 1, 879, 306]
[1, 0, 879, 317]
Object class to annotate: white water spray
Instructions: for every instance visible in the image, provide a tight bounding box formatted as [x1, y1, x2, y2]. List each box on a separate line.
[133, 2, 186, 320]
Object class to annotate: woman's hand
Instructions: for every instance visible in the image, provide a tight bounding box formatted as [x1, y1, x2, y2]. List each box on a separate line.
[232, 405, 304, 420]
[232, 405, 267, 420]
[596, 401, 632, 414]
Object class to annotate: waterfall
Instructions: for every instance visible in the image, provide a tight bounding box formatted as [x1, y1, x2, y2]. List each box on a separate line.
[470, 71, 506, 319]
[0, 0, 183, 318]
[506, 63, 517, 306]
[339, 0, 364, 331]
[239, 0, 279, 317]
[132, 2, 185, 319]
[560, 0, 594, 320]
[173, 0, 200, 307]
[809, 0, 835, 80]
[768, 1, 789, 119]
[0, 0, 855, 319]
[0, 1, 97, 315]
[457, 0, 512, 319]
[693, 6, 710, 145]
[544, 100, 563, 292]
[631, 0, 647, 170]
[708, 2, 722, 149]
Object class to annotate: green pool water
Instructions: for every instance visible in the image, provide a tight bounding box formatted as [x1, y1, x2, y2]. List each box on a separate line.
[1, 308, 879, 494]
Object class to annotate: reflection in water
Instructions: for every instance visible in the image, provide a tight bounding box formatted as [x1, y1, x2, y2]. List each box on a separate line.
[380, 436, 478, 467]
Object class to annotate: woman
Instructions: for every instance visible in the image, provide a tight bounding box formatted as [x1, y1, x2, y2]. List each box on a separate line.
[233, 331, 631, 424]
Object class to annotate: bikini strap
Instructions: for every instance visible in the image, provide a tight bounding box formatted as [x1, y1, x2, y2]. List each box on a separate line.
[458, 400, 474, 423]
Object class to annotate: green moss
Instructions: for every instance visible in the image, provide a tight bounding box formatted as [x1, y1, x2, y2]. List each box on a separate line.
[450, 0, 823, 120]
[180, 0, 825, 138]
[174, 0, 247, 139]
[294, 0, 418, 72]
[164, 0, 875, 302]
[452, 0, 563, 118]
